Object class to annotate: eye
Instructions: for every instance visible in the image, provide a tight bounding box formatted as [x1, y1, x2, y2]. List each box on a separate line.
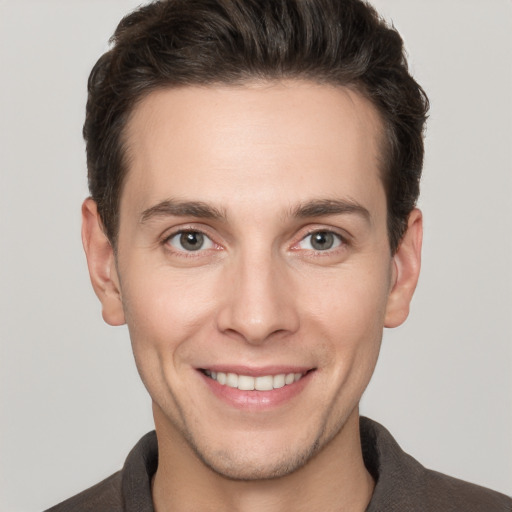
[166, 231, 215, 252]
[297, 230, 343, 251]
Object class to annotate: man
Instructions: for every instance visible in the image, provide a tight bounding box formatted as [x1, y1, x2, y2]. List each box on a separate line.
[46, 0, 511, 510]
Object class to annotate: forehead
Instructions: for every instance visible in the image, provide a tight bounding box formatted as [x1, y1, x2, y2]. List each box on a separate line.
[121, 81, 386, 218]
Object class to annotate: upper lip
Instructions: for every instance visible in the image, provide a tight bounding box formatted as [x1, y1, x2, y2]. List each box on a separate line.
[199, 365, 315, 377]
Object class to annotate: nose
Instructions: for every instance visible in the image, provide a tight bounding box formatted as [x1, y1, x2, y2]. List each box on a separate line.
[216, 251, 300, 345]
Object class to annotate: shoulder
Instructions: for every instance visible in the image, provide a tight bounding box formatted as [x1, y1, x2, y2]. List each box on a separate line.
[44, 471, 123, 512]
[43, 431, 157, 512]
[361, 417, 512, 512]
[418, 468, 512, 511]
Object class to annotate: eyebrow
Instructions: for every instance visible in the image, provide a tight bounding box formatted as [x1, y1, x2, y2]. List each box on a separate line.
[291, 199, 371, 222]
[140, 199, 226, 224]
[139, 197, 370, 224]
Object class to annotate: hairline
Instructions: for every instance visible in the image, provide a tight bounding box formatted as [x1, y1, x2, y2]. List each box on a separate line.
[108, 77, 395, 251]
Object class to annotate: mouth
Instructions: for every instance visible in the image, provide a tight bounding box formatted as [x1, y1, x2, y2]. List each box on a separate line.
[201, 369, 310, 391]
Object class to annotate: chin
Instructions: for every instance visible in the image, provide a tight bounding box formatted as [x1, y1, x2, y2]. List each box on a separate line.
[178, 419, 335, 481]
[192, 442, 321, 481]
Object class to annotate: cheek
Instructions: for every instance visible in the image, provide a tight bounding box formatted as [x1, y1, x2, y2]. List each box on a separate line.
[120, 267, 220, 353]
[299, 261, 391, 393]
[120, 268, 221, 408]
[302, 263, 391, 339]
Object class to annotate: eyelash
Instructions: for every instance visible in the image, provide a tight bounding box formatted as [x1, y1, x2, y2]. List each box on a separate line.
[160, 219, 351, 258]
[162, 228, 219, 256]
[292, 229, 348, 254]
[162, 228, 348, 257]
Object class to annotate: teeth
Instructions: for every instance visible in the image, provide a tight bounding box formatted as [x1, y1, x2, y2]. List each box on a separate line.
[226, 372, 238, 388]
[255, 375, 273, 391]
[204, 370, 305, 390]
[273, 374, 285, 389]
[238, 375, 255, 390]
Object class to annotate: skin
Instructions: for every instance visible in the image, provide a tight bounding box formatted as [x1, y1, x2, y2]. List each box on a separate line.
[82, 81, 422, 512]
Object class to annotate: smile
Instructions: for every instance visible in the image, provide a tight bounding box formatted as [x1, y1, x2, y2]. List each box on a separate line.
[203, 370, 305, 391]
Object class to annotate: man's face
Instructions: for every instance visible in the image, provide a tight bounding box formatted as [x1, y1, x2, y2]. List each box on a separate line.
[87, 81, 420, 479]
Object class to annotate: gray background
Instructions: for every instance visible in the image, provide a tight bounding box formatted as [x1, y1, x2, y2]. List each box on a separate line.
[1, 1, 511, 510]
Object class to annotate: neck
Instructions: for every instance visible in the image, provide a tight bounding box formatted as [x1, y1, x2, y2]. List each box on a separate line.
[151, 407, 374, 512]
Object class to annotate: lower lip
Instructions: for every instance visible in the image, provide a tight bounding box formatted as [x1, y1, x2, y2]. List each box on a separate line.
[200, 371, 313, 409]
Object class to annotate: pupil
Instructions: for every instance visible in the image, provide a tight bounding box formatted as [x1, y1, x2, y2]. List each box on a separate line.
[180, 232, 204, 251]
[312, 232, 334, 250]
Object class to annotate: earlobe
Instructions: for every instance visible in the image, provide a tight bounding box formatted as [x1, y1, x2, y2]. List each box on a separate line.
[81, 198, 126, 326]
[384, 209, 423, 328]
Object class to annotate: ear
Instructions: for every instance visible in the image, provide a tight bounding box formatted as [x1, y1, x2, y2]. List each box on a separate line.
[81, 198, 125, 326]
[384, 208, 423, 328]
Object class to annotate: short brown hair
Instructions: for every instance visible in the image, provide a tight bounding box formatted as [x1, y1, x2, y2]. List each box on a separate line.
[84, 0, 429, 252]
